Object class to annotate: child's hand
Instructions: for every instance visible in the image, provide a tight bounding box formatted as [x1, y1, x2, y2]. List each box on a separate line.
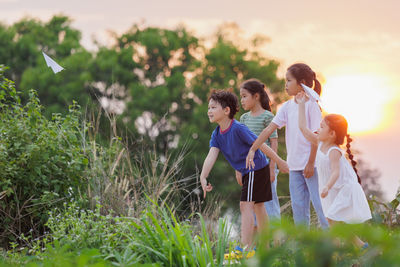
[303, 162, 315, 178]
[235, 172, 243, 186]
[277, 159, 289, 173]
[201, 179, 213, 198]
[270, 167, 276, 183]
[295, 91, 309, 104]
[246, 150, 255, 170]
[321, 186, 329, 198]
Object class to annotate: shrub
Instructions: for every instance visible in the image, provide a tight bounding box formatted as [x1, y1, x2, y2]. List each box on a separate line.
[0, 65, 89, 247]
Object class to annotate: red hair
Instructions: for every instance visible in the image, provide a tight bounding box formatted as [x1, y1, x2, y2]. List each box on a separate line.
[324, 114, 361, 184]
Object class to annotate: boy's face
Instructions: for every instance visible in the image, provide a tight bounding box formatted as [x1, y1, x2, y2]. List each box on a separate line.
[208, 99, 229, 123]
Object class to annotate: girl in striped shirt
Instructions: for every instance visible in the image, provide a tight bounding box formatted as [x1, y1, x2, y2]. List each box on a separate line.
[238, 79, 281, 222]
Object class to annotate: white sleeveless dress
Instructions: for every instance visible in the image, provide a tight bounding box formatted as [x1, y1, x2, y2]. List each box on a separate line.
[316, 145, 372, 224]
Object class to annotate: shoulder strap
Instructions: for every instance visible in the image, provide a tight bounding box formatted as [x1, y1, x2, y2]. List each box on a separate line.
[327, 146, 342, 156]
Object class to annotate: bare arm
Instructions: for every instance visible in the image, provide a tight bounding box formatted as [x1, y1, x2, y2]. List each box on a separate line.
[246, 123, 279, 168]
[251, 123, 279, 152]
[296, 92, 318, 146]
[200, 147, 219, 198]
[304, 142, 318, 178]
[259, 143, 289, 173]
[321, 150, 341, 198]
[269, 137, 278, 182]
[235, 170, 242, 186]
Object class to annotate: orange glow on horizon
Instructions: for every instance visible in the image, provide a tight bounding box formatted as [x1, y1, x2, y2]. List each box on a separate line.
[321, 74, 397, 135]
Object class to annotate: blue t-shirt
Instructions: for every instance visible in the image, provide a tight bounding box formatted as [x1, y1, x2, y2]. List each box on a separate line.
[209, 120, 268, 176]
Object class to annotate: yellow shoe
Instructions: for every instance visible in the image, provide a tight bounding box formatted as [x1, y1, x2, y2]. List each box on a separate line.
[245, 249, 256, 258]
[224, 246, 256, 260]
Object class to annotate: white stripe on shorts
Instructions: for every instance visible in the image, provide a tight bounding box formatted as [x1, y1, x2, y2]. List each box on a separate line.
[247, 171, 254, 201]
[250, 171, 254, 202]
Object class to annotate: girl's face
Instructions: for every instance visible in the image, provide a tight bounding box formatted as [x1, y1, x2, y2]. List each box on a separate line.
[285, 71, 303, 96]
[318, 119, 335, 142]
[240, 88, 258, 111]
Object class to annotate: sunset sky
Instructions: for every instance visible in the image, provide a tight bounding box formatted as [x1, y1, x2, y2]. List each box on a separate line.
[1, 0, 399, 200]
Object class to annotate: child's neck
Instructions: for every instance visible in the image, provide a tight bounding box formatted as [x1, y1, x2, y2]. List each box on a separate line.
[250, 103, 265, 116]
[320, 140, 336, 152]
[218, 117, 233, 131]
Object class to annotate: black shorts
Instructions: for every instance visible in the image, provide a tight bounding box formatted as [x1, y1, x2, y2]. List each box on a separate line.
[241, 165, 272, 203]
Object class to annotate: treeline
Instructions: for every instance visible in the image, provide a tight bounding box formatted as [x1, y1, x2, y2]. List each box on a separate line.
[0, 15, 288, 206]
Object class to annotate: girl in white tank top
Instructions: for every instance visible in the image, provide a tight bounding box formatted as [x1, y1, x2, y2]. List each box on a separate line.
[296, 91, 371, 249]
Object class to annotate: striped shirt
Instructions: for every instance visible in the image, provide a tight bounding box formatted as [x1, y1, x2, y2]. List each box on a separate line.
[240, 110, 278, 147]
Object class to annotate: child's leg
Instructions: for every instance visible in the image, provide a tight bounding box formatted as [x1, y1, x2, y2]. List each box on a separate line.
[254, 202, 268, 234]
[328, 218, 367, 248]
[353, 235, 367, 248]
[289, 170, 310, 226]
[264, 171, 281, 220]
[304, 169, 329, 229]
[240, 201, 255, 248]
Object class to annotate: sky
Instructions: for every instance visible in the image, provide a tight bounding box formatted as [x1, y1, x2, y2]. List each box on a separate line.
[1, 0, 400, 200]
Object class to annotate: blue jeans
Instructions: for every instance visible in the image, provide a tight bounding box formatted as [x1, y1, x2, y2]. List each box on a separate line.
[264, 169, 281, 221]
[254, 169, 280, 226]
[289, 169, 329, 229]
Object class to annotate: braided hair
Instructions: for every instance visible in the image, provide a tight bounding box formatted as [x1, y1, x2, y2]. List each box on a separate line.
[345, 134, 361, 184]
[239, 79, 272, 111]
[324, 114, 361, 184]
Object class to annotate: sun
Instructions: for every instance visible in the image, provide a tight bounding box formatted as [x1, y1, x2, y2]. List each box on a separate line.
[321, 74, 394, 135]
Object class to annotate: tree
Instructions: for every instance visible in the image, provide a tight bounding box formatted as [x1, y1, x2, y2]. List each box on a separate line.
[357, 158, 383, 199]
[0, 16, 95, 117]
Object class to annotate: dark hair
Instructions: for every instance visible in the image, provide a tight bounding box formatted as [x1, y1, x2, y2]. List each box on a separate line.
[287, 63, 321, 96]
[240, 79, 271, 111]
[324, 114, 361, 184]
[208, 89, 239, 119]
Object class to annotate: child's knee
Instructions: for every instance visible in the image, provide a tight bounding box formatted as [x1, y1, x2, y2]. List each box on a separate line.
[240, 201, 254, 213]
[254, 202, 266, 212]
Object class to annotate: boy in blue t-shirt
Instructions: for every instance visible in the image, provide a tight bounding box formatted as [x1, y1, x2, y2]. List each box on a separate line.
[200, 90, 288, 255]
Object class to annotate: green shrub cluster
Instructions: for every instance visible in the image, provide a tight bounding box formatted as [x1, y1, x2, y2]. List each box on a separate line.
[5, 200, 232, 267]
[0, 65, 89, 246]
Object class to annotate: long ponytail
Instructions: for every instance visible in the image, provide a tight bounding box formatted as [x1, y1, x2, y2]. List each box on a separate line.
[346, 134, 361, 184]
[240, 79, 271, 111]
[287, 63, 321, 96]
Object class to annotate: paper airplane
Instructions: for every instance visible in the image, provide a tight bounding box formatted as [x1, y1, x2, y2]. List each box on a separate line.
[42, 51, 64, 74]
[301, 83, 321, 102]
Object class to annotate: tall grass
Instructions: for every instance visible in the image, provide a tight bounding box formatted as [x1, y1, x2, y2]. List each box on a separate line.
[4, 199, 234, 267]
[82, 108, 222, 222]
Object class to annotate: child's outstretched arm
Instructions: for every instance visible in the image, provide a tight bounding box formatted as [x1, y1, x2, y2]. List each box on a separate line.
[259, 143, 289, 173]
[200, 147, 219, 198]
[269, 137, 278, 182]
[296, 92, 318, 146]
[321, 149, 341, 198]
[246, 123, 279, 169]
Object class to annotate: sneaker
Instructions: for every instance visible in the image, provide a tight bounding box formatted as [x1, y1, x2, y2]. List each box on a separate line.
[224, 245, 256, 260]
[361, 242, 369, 250]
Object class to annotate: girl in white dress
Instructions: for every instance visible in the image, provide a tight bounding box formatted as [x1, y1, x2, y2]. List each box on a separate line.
[296, 91, 372, 248]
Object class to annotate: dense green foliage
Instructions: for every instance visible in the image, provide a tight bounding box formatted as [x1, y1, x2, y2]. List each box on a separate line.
[2, 195, 400, 266]
[4, 200, 232, 267]
[0, 66, 89, 246]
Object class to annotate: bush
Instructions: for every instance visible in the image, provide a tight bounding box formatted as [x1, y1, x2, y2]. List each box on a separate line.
[0, 65, 89, 247]
[8, 200, 233, 267]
